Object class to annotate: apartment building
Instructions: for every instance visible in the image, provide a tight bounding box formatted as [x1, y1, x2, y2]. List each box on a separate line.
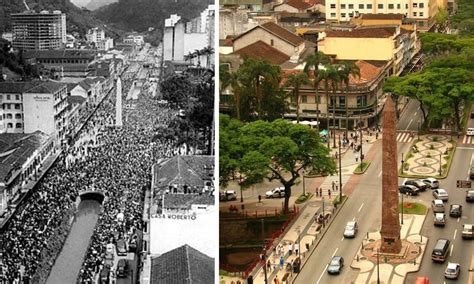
[325, 0, 438, 31]
[11, 10, 66, 50]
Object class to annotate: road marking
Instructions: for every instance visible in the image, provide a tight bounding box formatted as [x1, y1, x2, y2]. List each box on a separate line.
[457, 217, 460, 223]
[453, 229, 457, 240]
[317, 265, 329, 284]
[450, 244, 454, 256]
[378, 171, 382, 177]
[341, 237, 344, 241]
[358, 203, 364, 212]
[463, 136, 468, 144]
[352, 217, 356, 221]
[413, 112, 417, 116]
[332, 248, 339, 257]
[405, 119, 413, 130]
[457, 147, 474, 150]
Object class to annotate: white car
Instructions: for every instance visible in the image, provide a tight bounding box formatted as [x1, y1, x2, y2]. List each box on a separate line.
[265, 187, 285, 198]
[462, 224, 473, 239]
[444, 262, 460, 279]
[343, 221, 358, 238]
[422, 178, 439, 189]
[433, 189, 449, 201]
[433, 213, 446, 226]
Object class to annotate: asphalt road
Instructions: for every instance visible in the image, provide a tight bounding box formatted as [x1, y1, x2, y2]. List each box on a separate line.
[397, 99, 424, 132]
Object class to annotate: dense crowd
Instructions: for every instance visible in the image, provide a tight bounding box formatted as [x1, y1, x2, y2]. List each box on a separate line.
[1, 60, 207, 283]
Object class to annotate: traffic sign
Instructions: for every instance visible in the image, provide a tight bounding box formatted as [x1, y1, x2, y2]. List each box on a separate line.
[456, 180, 472, 188]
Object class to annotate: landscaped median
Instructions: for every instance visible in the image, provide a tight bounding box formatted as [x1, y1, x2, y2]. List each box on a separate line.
[295, 192, 313, 204]
[353, 162, 371, 174]
[399, 202, 427, 215]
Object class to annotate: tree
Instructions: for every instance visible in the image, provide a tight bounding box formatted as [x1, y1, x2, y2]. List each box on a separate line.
[220, 116, 337, 213]
[200, 46, 214, 69]
[220, 64, 244, 120]
[304, 52, 330, 130]
[160, 73, 193, 109]
[284, 72, 310, 123]
[317, 63, 341, 148]
[339, 61, 361, 136]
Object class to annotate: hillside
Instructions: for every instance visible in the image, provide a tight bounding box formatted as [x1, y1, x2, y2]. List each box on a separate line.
[86, 0, 117, 11]
[0, 0, 105, 36]
[94, 0, 213, 32]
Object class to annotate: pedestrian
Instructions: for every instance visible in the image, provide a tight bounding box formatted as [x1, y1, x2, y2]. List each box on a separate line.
[328, 189, 331, 199]
[258, 195, 262, 203]
[336, 183, 339, 191]
[319, 187, 322, 197]
[279, 256, 284, 269]
[267, 260, 272, 272]
[355, 155, 358, 162]
[332, 181, 335, 191]
[288, 243, 293, 256]
[315, 187, 319, 197]
[295, 241, 299, 255]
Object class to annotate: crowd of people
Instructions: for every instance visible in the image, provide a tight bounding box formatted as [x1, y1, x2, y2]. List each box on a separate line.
[2, 57, 210, 283]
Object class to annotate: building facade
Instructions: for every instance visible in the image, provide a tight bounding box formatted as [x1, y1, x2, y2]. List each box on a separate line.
[11, 10, 66, 50]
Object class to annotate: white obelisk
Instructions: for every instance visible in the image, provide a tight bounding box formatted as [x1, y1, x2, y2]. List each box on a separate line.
[116, 78, 123, 127]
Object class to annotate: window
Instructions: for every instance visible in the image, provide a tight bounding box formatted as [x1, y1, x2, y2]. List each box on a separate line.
[7, 104, 11, 109]
[15, 114, 22, 119]
[15, 123, 22, 128]
[331, 13, 336, 17]
[367, 4, 372, 9]
[378, 4, 383, 9]
[359, 4, 364, 9]
[14, 104, 20, 110]
[339, 96, 346, 107]
[6, 95, 10, 100]
[341, 4, 346, 9]
[341, 13, 346, 17]
[330, 96, 336, 106]
[330, 4, 336, 8]
[349, 12, 354, 17]
[419, 3, 424, 8]
[357, 96, 367, 107]
[413, 12, 417, 16]
[270, 39, 274, 46]
[316, 95, 321, 104]
[397, 4, 401, 9]
[6, 113, 12, 119]
[7, 123, 12, 128]
[348, 4, 354, 9]
[302, 96, 308, 103]
[406, 4, 408, 8]
[15, 95, 20, 100]
[413, 3, 417, 7]
[388, 4, 394, 9]
[420, 12, 424, 17]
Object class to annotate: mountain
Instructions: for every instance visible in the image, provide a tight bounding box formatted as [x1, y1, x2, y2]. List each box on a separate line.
[94, 0, 213, 32]
[0, 0, 104, 36]
[86, 0, 117, 11]
[69, 0, 90, 8]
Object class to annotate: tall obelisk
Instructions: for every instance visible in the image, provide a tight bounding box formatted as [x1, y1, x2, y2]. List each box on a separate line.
[380, 95, 401, 253]
[116, 78, 123, 127]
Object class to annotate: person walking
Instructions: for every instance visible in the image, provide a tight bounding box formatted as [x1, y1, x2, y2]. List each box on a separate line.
[288, 243, 293, 256]
[328, 189, 331, 199]
[319, 187, 322, 197]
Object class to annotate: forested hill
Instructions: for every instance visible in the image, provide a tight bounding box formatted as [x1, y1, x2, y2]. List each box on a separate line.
[0, 0, 103, 36]
[94, 0, 214, 32]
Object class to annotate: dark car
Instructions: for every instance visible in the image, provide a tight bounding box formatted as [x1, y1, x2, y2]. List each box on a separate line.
[116, 259, 128, 278]
[467, 190, 474, 202]
[116, 239, 127, 256]
[405, 180, 429, 191]
[398, 185, 419, 196]
[327, 256, 344, 274]
[449, 204, 462, 217]
[470, 167, 474, 180]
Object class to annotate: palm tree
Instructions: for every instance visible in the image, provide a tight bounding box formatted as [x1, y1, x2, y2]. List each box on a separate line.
[200, 46, 214, 69]
[284, 72, 310, 123]
[304, 52, 330, 130]
[220, 65, 243, 120]
[317, 63, 341, 148]
[339, 61, 361, 138]
[194, 49, 202, 67]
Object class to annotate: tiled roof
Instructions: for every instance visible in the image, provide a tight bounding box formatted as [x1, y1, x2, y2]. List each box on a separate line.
[232, 41, 290, 65]
[67, 95, 86, 106]
[24, 49, 96, 60]
[261, 22, 305, 46]
[276, 0, 313, 10]
[305, 0, 325, 5]
[349, 60, 384, 85]
[153, 156, 214, 189]
[0, 80, 65, 94]
[24, 80, 66, 94]
[325, 27, 397, 38]
[162, 194, 214, 209]
[360, 13, 405, 20]
[151, 245, 214, 284]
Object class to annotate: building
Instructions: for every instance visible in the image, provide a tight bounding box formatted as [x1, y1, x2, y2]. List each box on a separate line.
[324, 0, 439, 31]
[220, 0, 274, 11]
[0, 80, 69, 143]
[232, 22, 306, 60]
[318, 25, 419, 75]
[11, 10, 66, 50]
[274, 0, 314, 12]
[86, 28, 114, 51]
[219, 8, 277, 40]
[123, 33, 145, 47]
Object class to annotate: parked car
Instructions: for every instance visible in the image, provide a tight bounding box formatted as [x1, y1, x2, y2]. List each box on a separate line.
[431, 199, 445, 213]
[422, 178, 439, 189]
[220, 190, 237, 201]
[449, 204, 462, 217]
[414, 276, 429, 284]
[466, 190, 474, 202]
[265, 187, 285, 198]
[327, 256, 344, 274]
[432, 189, 449, 201]
[470, 167, 474, 179]
[116, 239, 127, 256]
[462, 224, 474, 239]
[444, 262, 460, 279]
[433, 213, 446, 226]
[405, 180, 429, 191]
[116, 259, 129, 278]
[398, 185, 419, 196]
[343, 221, 358, 238]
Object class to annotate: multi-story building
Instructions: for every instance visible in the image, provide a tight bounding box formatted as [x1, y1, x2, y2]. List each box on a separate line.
[220, 0, 274, 11]
[123, 33, 145, 46]
[86, 28, 114, 51]
[0, 80, 69, 143]
[219, 8, 276, 40]
[325, 0, 439, 31]
[11, 10, 66, 50]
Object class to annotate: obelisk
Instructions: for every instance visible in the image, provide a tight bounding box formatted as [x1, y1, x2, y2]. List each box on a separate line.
[116, 78, 123, 127]
[380, 95, 401, 253]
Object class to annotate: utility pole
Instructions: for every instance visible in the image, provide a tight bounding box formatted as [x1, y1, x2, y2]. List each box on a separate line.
[302, 169, 306, 196]
[338, 134, 342, 202]
[359, 115, 363, 169]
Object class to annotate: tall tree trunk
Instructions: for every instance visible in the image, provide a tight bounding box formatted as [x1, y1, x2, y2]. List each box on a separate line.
[296, 89, 300, 123]
[315, 88, 320, 131]
[332, 88, 337, 148]
[326, 90, 330, 148]
[453, 102, 461, 132]
[283, 185, 292, 214]
[345, 85, 349, 138]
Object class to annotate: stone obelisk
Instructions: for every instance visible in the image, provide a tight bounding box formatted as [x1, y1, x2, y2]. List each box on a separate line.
[380, 95, 402, 253]
[116, 78, 123, 127]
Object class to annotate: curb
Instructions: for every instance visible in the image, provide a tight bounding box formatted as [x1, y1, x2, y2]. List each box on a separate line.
[291, 195, 349, 283]
[353, 162, 371, 175]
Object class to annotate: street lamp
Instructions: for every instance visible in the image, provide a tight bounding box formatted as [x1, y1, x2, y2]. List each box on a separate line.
[401, 153, 404, 174]
[239, 174, 244, 203]
[338, 134, 342, 202]
[261, 218, 267, 284]
[302, 169, 306, 196]
[297, 229, 301, 256]
[322, 196, 325, 219]
[376, 248, 380, 284]
[359, 118, 363, 169]
[400, 192, 404, 225]
[439, 153, 442, 176]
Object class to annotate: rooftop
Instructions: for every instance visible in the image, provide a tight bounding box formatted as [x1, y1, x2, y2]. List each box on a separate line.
[360, 13, 405, 20]
[151, 245, 214, 284]
[24, 49, 96, 60]
[325, 27, 397, 38]
[235, 22, 304, 47]
[275, 0, 313, 10]
[232, 41, 290, 65]
[0, 80, 66, 94]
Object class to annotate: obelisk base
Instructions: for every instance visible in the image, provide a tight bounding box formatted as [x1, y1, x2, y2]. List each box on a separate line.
[380, 236, 402, 253]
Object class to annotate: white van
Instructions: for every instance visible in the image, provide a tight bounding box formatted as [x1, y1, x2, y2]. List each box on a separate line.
[467, 128, 474, 136]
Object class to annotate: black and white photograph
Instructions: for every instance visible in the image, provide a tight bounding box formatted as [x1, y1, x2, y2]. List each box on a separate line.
[0, 0, 216, 283]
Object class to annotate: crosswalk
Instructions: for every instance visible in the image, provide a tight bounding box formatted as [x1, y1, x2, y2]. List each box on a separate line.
[461, 135, 474, 144]
[396, 132, 414, 143]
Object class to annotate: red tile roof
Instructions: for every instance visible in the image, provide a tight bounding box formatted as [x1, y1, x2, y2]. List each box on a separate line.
[277, 0, 313, 10]
[305, 0, 325, 5]
[325, 27, 397, 38]
[232, 41, 290, 65]
[261, 22, 305, 46]
[360, 13, 405, 20]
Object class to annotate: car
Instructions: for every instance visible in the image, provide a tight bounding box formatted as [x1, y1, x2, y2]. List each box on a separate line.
[414, 276, 429, 284]
[116, 259, 129, 278]
[432, 189, 448, 201]
[405, 180, 429, 191]
[116, 239, 127, 256]
[433, 213, 446, 226]
[431, 199, 445, 213]
[471, 111, 474, 119]
[468, 128, 474, 136]
[343, 221, 358, 238]
[444, 262, 460, 279]
[467, 190, 474, 202]
[422, 178, 439, 189]
[265, 187, 285, 198]
[327, 256, 344, 274]
[219, 190, 237, 201]
[462, 224, 474, 239]
[398, 185, 419, 196]
[449, 204, 462, 217]
[470, 167, 474, 180]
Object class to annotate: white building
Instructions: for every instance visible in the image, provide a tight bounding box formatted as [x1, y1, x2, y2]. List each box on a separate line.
[86, 28, 114, 51]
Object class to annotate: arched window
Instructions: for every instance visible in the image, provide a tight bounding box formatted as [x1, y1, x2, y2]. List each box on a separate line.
[16, 123, 22, 128]
[7, 123, 13, 128]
